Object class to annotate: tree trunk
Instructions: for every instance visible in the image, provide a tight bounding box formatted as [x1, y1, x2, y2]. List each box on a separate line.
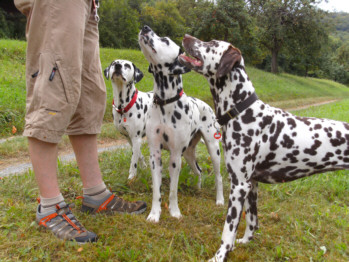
[271, 49, 278, 73]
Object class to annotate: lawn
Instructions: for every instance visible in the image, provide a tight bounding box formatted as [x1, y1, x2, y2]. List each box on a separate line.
[0, 38, 348, 261]
[0, 100, 348, 261]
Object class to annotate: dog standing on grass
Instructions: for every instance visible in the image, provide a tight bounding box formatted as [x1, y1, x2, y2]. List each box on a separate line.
[104, 60, 153, 180]
[179, 35, 349, 261]
[138, 26, 224, 223]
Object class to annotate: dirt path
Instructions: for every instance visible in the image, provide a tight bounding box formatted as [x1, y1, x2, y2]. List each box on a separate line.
[285, 99, 337, 111]
[0, 139, 129, 178]
[0, 99, 338, 178]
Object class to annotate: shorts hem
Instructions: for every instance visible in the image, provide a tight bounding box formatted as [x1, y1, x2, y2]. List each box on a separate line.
[65, 126, 102, 136]
[23, 128, 64, 144]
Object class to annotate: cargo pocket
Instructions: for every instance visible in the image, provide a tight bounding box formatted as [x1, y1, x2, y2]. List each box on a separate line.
[31, 53, 74, 132]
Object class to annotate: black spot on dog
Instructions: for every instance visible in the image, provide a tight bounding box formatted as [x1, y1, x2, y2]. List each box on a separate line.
[233, 121, 242, 131]
[280, 134, 294, 149]
[269, 121, 285, 151]
[259, 116, 272, 129]
[304, 140, 322, 155]
[330, 131, 346, 147]
[287, 118, 296, 129]
[163, 133, 169, 142]
[314, 124, 322, 130]
[241, 109, 255, 124]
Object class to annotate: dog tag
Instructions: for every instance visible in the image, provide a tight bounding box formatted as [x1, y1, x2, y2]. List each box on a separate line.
[123, 117, 127, 122]
[214, 132, 221, 139]
[213, 121, 222, 140]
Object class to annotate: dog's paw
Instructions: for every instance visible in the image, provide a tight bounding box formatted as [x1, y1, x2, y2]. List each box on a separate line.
[128, 174, 136, 181]
[235, 237, 251, 244]
[208, 254, 222, 262]
[216, 199, 224, 206]
[147, 213, 160, 223]
[169, 209, 182, 219]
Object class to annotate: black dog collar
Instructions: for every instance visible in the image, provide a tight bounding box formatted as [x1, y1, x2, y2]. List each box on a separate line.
[153, 89, 184, 106]
[217, 92, 258, 126]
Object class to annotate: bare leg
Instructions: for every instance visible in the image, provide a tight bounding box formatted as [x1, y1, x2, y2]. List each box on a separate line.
[28, 137, 60, 198]
[69, 134, 103, 188]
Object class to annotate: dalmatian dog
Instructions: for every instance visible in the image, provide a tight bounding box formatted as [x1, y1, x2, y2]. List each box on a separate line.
[138, 26, 224, 223]
[179, 35, 349, 261]
[104, 60, 153, 180]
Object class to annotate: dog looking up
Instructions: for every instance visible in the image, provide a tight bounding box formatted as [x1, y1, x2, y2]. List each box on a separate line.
[138, 26, 224, 223]
[104, 60, 153, 180]
[179, 34, 349, 261]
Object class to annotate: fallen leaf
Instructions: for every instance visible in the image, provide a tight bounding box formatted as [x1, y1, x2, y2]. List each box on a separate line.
[164, 203, 169, 210]
[270, 212, 280, 221]
[77, 247, 83, 252]
[12, 126, 17, 134]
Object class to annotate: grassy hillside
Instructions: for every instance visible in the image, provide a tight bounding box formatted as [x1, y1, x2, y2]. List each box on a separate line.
[1, 39, 349, 137]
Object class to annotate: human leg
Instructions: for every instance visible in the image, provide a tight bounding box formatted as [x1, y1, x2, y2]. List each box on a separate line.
[28, 137, 60, 198]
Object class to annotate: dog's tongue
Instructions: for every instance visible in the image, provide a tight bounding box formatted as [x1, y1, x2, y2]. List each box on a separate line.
[179, 53, 202, 66]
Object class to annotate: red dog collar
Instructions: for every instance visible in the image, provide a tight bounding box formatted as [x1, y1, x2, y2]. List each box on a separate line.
[113, 89, 138, 115]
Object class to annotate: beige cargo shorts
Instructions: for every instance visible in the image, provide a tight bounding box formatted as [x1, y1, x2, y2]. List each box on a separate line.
[15, 0, 106, 143]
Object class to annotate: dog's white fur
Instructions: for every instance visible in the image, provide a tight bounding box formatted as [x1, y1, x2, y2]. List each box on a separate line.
[179, 35, 349, 262]
[138, 26, 224, 222]
[104, 60, 153, 180]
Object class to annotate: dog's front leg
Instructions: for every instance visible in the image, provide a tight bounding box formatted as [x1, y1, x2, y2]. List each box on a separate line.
[128, 137, 143, 180]
[147, 146, 163, 223]
[236, 180, 258, 244]
[169, 152, 183, 219]
[210, 179, 252, 262]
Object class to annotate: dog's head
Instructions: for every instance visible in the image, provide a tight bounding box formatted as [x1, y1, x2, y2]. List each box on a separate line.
[138, 25, 191, 75]
[179, 34, 243, 79]
[104, 60, 144, 85]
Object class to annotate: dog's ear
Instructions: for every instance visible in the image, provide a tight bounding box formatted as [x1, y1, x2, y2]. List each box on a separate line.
[133, 63, 144, 84]
[168, 58, 191, 75]
[217, 45, 241, 78]
[104, 66, 110, 80]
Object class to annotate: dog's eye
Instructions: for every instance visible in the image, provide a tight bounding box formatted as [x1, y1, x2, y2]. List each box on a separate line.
[125, 64, 131, 70]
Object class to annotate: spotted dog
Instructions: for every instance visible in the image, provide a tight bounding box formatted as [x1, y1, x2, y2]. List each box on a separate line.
[104, 60, 153, 180]
[179, 35, 349, 261]
[138, 26, 224, 223]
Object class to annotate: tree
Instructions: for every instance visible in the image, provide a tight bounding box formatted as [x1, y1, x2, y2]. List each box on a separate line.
[139, 1, 187, 44]
[335, 43, 349, 71]
[248, 0, 327, 74]
[98, 0, 140, 49]
[179, 0, 261, 65]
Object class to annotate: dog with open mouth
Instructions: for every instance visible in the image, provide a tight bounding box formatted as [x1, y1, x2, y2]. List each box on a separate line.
[104, 59, 153, 180]
[138, 26, 224, 223]
[179, 34, 349, 261]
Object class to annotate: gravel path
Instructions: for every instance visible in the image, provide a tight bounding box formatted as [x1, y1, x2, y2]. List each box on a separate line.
[0, 143, 130, 178]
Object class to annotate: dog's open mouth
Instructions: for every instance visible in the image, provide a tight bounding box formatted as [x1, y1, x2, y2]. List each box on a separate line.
[178, 52, 203, 68]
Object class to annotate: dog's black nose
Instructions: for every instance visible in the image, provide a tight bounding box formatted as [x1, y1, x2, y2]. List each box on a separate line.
[142, 25, 151, 34]
[114, 63, 122, 74]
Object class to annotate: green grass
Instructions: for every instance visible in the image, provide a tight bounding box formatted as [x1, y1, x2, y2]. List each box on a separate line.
[1, 38, 348, 261]
[1, 39, 349, 137]
[1, 100, 348, 261]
